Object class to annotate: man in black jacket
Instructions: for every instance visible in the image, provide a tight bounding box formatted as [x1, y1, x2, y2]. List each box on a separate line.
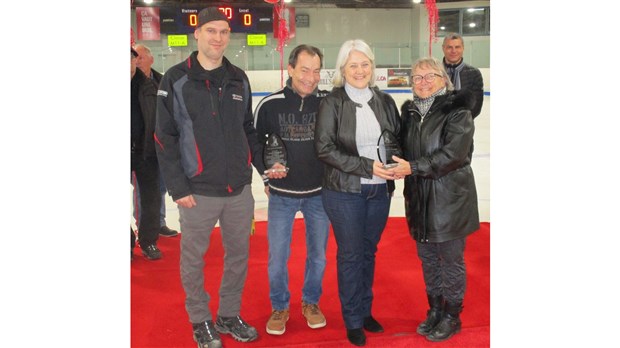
[133, 43, 178, 238]
[131, 47, 162, 260]
[134, 44, 163, 85]
[254, 45, 330, 336]
[441, 33, 484, 118]
[155, 8, 261, 348]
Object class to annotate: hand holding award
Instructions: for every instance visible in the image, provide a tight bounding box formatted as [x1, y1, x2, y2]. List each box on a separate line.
[263, 133, 289, 174]
[377, 129, 403, 169]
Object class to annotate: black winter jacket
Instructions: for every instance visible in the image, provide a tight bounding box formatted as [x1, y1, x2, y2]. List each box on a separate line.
[444, 61, 484, 118]
[400, 89, 480, 243]
[131, 68, 157, 160]
[151, 68, 163, 86]
[155, 52, 261, 200]
[315, 86, 400, 194]
[254, 78, 329, 198]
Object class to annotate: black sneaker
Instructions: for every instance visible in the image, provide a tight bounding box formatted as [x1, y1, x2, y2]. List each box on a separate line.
[159, 225, 179, 237]
[192, 320, 222, 348]
[215, 315, 258, 342]
[141, 244, 162, 260]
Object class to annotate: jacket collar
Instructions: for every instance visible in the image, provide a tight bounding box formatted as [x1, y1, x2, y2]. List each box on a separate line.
[407, 89, 475, 115]
[440, 88, 474, 113]
[285, 77, 320, 98]
[186, 51, 238, 83]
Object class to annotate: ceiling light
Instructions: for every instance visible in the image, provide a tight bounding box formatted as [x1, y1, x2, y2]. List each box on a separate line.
[413, 0, 422, 4]
[144, 0, 153, 4]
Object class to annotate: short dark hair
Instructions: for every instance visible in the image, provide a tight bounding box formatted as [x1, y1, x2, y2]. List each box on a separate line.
[288, 44, 323, 69]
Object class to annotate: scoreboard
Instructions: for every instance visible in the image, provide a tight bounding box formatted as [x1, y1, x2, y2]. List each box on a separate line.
[159, 6, 274, 34]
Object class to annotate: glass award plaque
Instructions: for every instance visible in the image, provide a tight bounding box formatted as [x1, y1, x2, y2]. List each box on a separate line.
[377, 129, 402, 169]
[263, 133, 289, 174]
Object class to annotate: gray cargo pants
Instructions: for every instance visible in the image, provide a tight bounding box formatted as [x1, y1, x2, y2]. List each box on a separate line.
[179, 185, 254, 323]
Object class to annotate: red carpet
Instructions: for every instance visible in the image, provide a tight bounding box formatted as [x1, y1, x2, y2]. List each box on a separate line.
[131, 218, 490, 347]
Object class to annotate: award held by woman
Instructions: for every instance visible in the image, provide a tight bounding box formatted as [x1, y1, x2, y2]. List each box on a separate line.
[263, 133, 289, 174]
[377, 129, 402, 169]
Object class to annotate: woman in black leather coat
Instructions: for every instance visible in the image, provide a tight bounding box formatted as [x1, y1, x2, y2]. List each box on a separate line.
[390, 57, 480, 343]
[314, 39, 400, 347]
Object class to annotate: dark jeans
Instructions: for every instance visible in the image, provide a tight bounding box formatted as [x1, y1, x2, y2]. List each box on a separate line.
[416, 237, 466, 303]
[131, 155, 160, 249]
[322, 184, 391, 329]
[133, 168, 168, 227]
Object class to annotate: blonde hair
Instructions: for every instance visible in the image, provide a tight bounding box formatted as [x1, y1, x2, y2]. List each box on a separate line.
[332, 39, 376, 87]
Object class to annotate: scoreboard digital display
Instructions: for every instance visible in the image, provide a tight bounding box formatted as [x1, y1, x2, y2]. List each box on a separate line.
[160, 6, 274, 34]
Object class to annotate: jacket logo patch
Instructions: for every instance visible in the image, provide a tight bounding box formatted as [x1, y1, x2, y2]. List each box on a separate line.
[232, 94, 243, 102]
[157, 90, 168, 97]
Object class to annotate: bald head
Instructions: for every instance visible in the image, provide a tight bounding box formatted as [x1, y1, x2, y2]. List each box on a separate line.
[134, 44, 154, 76]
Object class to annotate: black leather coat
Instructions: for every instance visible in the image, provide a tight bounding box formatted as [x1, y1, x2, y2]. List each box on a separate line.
[400, 89, 480, 243]
[315, 86, 400, 194]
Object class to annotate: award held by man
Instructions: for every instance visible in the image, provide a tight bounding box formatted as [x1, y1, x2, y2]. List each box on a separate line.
[377, 129, 402, 169]
[263, 133, 289, 174]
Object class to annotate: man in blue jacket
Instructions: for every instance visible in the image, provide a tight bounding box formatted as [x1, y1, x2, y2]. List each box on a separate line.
[155, 7, 261, 348]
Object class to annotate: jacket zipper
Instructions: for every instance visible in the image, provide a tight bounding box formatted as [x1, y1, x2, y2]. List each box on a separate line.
[206, 80, 232, 193]
[206, 80, 217, 117]
[218, 85, 230, 192]
[410, 108, 424, 157]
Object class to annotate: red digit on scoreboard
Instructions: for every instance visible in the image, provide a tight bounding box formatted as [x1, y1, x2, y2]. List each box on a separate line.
[218, 7, 233, 19]
[189, 14, 197, 26]
[243, 13, 252, 26]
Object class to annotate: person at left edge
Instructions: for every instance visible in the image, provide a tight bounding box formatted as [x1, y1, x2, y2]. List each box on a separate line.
[131, 46, 162, 261]
[154, 7, 261, 348]
[132, 43, 178, 238]
[253, 44, 331, 336]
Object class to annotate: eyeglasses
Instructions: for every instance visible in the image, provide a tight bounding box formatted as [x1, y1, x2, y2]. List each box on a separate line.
[411, 73, 443, 85]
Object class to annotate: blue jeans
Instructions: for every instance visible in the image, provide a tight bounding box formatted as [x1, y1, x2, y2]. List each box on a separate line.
[267, 193, 330, 310]
[322, 184, 391, 329]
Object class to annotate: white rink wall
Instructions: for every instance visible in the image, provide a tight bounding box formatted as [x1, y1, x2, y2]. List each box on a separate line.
[247, 68, 490, 110]
[246, 68, 491, 222]
[151, 68, 490, 230]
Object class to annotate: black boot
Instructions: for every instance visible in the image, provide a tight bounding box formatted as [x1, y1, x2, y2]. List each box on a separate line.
[416, 294, 444, 336]
[346, 328, 366, 346]
[426, 301, 462, 342]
